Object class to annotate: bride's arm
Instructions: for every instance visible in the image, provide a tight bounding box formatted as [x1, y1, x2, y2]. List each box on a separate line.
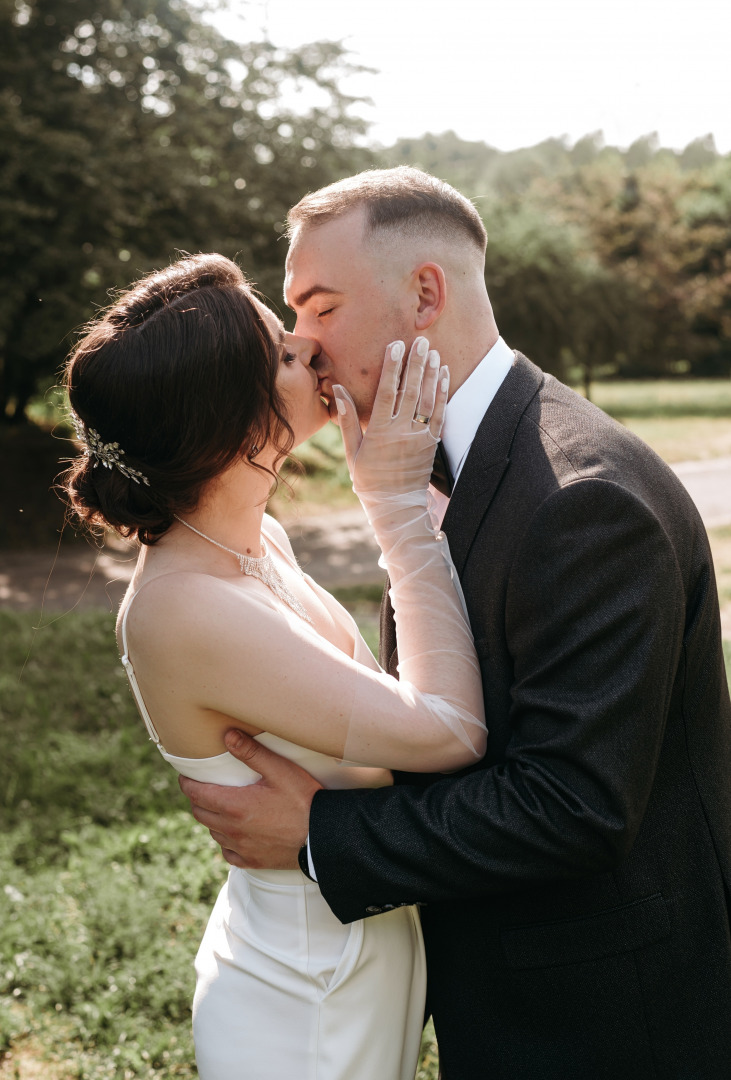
[333, 337, 486, 767]
[155, 338, 485, 773]
[149, 574, 476, 773]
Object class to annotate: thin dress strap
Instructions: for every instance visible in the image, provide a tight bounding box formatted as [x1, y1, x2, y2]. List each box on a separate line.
[120, 595, 164, 751]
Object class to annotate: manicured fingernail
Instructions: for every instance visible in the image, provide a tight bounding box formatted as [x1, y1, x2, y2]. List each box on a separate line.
[429, 350, 439, 368]
[225, 730, 244, 750]
[332, 386, 347, 415]
[441, 375, 449, 392]
[416, 338, 428, 357]
[390, 341, 405, 362]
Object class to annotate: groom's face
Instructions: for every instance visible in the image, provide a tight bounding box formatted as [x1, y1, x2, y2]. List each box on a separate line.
[284, 208, 411, 425]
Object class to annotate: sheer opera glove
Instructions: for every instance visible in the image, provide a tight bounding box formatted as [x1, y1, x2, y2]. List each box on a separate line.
[332, 338, 487, 768]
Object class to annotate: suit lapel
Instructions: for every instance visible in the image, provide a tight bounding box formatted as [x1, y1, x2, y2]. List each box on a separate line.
[380, 352, 544, 673]
[442, 352, 543, 576]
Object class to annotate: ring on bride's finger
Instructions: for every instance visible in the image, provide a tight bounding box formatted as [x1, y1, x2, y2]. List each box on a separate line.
[414, 413, 431, 424]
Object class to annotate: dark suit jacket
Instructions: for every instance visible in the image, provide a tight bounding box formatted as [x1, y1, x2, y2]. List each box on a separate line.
[310, 354, 731, 1079]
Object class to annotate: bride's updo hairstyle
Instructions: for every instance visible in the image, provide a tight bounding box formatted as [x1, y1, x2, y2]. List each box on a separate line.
[62, 253, 293, 544]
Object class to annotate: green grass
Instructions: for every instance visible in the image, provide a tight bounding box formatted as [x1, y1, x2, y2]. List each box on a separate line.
[587, 378, 731, 419]
[2, 608, 728, 1077]
[0, 611, 218, 1078]
[0, 609, 435, 1079]
[585, 380, 731, 464]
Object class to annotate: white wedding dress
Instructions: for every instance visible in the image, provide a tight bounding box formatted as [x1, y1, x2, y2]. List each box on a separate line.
[119, 528, 427, 1080]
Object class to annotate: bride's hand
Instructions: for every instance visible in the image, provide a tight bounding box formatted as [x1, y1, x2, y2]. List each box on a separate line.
[333, 337, 449, 499]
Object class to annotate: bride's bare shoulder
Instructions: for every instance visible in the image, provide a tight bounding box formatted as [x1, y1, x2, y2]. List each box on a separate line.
[121, 570, 272, 645]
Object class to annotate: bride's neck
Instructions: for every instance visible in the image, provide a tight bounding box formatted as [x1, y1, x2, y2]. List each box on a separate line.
[177, 460, 272, 558]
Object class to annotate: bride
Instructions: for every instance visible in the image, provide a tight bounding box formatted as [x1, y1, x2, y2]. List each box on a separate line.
[62, 253, 485, 1080]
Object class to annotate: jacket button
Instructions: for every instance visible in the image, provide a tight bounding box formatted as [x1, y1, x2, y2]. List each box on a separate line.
[381, 904, 395, 911]
[365, 905, 382, 914]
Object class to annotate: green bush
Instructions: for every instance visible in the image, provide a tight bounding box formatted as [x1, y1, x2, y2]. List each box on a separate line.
[1, 814, 221, 1077]
[0, 610, 183, 858]
[0, 610, 221, 1076]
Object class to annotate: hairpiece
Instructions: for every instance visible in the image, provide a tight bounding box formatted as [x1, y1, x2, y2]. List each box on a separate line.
[71, 413, 150, 486]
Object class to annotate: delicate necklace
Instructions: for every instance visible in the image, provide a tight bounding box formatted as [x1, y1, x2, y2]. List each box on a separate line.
[174, 515, 312, 624]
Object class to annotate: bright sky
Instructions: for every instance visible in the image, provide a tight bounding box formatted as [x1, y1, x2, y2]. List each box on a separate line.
[211, 0, 731, 154]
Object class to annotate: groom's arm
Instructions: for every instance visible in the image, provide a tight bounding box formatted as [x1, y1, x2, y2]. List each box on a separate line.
[179, 735, 321, 871]
[308, 478, 698, 921]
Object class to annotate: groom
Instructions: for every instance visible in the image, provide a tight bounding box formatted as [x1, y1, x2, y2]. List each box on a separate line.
[180, 168, 731, 1078]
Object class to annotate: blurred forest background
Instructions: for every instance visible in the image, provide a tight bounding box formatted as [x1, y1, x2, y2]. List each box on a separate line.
[1, 2, 730, 1078]
[2, 0, 730, 426]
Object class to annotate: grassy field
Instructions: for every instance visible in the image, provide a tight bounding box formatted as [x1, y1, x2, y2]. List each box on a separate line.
[2, 599, 730, 1077]
[587, 378, 731, 418]
[588, 379, 731, 464]
[0, 605, 436, 1080]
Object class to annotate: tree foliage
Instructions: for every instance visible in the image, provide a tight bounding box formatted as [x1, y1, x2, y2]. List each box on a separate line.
[388, 131, 731, 386]
[2, 7, 730, 426]
[0, 0, 372, 420]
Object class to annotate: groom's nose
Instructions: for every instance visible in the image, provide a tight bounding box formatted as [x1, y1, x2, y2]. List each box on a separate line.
[287, 332, 321, 368]
[301, 336, 324, 369]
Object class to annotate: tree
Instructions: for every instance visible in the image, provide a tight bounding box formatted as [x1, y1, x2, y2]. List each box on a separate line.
[381, 129, 731, 380]
[0, 0, 372, 421]
[678, 158, 731, 375]
[533, 153, 731, 378]
[481, 201, 636, 391]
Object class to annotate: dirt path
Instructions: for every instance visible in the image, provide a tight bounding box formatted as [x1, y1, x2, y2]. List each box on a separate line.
[671, 456, 731, 529]
[2, 459, 730, 614]
[0, 508, 384, 614]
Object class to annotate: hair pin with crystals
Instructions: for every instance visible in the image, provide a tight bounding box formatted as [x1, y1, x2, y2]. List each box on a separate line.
[71, 413, 150, 486]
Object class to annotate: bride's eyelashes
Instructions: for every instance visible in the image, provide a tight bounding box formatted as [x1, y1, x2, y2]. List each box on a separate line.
[317, 308, 334, 319]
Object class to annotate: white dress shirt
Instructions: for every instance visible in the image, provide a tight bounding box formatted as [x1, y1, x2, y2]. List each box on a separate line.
[306, 337, 514, 880]
[429, 335, 515, 523]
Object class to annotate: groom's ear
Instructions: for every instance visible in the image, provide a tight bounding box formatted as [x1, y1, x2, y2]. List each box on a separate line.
[413, 263, 447, 331]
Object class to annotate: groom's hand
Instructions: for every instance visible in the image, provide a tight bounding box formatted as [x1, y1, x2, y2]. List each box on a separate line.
[178, 730, 322, 870]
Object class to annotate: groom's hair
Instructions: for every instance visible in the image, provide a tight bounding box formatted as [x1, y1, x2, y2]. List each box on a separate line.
[287, 166, 487, 254]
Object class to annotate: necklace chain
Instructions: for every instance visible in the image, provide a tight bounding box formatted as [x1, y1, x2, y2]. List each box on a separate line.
[174, 515, 312, 624]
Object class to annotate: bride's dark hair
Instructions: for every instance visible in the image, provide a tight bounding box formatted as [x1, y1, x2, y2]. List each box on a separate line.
[61, 253, 294, 544]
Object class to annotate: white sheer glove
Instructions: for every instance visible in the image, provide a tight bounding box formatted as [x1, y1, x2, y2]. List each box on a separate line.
[333, 336, 447, 499]
[332, 338, 487, 769]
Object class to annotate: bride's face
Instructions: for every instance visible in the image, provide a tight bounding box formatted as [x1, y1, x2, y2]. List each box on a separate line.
[253, 299, 330, 449]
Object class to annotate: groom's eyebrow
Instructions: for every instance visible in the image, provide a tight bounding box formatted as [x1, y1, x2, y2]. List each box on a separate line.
[290, 285, 342, 309]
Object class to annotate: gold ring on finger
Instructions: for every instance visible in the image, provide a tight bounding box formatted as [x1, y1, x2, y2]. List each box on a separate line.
[414, 413, 430, 424]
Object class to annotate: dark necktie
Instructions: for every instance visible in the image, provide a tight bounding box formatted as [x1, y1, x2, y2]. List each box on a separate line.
[430, 440, 453, 497]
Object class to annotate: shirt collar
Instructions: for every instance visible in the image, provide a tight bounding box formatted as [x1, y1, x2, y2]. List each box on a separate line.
[441, 336, 514, 484]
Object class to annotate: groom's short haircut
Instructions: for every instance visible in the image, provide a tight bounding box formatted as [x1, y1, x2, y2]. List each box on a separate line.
[287, 166, 487, 254]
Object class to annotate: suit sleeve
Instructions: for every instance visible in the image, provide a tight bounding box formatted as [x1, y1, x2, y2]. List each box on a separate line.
[308, 478, 687, 922]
